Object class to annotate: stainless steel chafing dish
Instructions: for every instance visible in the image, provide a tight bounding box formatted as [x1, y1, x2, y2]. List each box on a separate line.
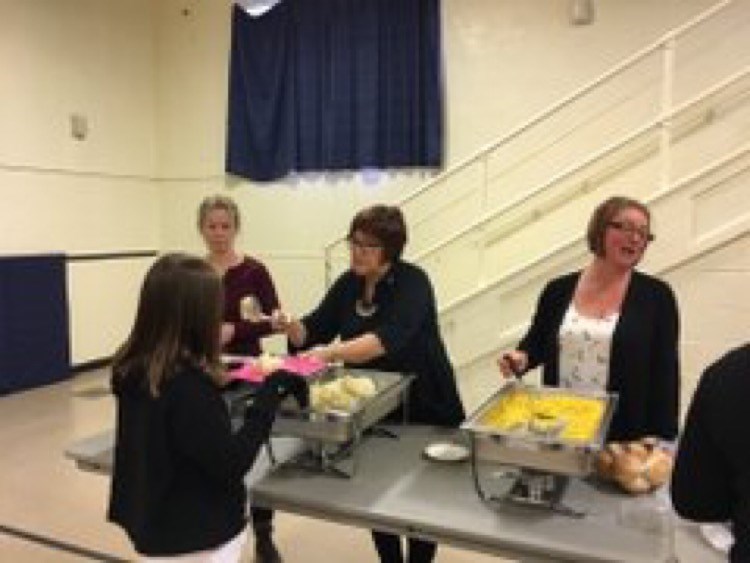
[271, 368, 414, 477]
[462, 381, 617, 515]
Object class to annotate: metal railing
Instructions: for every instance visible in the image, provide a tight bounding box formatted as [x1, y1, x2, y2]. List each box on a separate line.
[451, 140, 750, 372]
[323, 0, 734, 286]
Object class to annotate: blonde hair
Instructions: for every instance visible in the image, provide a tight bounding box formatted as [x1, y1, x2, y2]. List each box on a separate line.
[197, 195, 241, 231]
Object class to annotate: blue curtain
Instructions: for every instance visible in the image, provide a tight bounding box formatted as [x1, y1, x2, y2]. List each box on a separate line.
[226, 0, 444, 182]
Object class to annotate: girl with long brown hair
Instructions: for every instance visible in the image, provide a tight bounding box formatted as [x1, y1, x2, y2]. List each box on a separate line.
[108, 253, 306, 562]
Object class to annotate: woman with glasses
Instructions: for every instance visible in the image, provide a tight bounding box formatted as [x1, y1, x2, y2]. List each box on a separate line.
[276, 204, 465, 563]
[498, 196, 679, 442]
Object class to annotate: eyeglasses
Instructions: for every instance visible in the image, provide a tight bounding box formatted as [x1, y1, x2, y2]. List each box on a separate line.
[607, 220, 655, 242]
[347, 237, 383, 251]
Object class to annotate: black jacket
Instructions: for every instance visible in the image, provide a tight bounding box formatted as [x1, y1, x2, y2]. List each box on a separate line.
[672, 345, 750, 563]
[298, 261, 465, 427]
[518, 270, 680, 441]
[108, 365, 274, 556]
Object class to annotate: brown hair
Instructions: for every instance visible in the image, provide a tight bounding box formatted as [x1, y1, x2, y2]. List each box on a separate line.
[348, 204, 408, 262]
[197, 195, 241, 231]
[586, 196, 651, 256]
[112, 253, 225, 396]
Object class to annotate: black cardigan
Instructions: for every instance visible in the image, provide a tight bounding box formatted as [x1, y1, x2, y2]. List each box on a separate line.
[108, 366, 274, 556]
[298, 260, 465, 427]
[671, 345, 750, 563]
[518, 270, 680, 441]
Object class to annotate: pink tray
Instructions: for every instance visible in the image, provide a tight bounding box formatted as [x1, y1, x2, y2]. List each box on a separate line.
[228, 356, 327, 383]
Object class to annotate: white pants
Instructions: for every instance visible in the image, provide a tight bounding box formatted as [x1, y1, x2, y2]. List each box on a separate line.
[141, 528, 248, 563]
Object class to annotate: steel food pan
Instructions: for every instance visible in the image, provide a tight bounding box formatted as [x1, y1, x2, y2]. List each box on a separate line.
[273, 369, 412, 444]
[462, 383, 617, 477]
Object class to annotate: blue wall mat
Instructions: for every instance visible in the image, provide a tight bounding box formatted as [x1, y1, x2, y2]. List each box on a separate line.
[0, 255, 71, 394]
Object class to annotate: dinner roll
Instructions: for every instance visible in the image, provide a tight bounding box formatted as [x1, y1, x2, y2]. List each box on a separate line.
[626, 442, 649, 462]
[598, 439, 674, 494]
[644, 449, 673, 488]
[341, 375, 377, 399]
[595, 449, 616, 480]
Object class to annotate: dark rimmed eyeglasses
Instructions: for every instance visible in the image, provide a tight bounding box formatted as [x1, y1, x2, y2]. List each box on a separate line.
[347, 237, 383, 251]
[607, 220, 655, 242]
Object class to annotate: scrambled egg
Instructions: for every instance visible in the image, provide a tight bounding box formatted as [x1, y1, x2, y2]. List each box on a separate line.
[479, 388, 605, 442]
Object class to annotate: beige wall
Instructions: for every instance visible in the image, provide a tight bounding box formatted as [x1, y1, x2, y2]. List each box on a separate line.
[155, 0, 720, 311]
[4, 0, 744, 384]
[0, 0, 159, 364]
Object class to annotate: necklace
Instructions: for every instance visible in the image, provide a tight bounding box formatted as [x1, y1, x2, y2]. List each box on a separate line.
[355, 299, 378, 317]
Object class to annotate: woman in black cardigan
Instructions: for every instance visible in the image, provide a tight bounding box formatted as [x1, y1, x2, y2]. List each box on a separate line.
[498, 197, 679, 441]
[108, 254, 307, 561]
[277, 205, 464, 563]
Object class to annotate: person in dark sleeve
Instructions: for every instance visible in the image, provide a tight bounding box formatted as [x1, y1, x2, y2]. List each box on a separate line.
[108, 253, 307, 562]
[198, 195, 285, 562]
[277, 204, 465, 563]
[498, 196, 680, 442]
[671, 345, 750, 563]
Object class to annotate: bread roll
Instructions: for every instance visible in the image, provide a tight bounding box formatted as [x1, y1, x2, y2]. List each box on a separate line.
[617, 473, 652, 494]
[595, 449, 616, 480]
[640, 436, 659, 450]
[626, 442, 650, 462]
[644, 449, 673, 488]
[341, 375, 377, 399]
[597, 439, 673, 494]
[310, 385, 324, 410]
[310, 377, 368, 412]
[613, 451, 643, 482]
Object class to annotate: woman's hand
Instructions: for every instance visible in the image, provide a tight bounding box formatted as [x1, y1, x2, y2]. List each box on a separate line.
[301, 343, 341, 364]
[271, 310, 306, 347]
[497, 350, 528, 377]
[302, 345, 333, 363]
[269, 309, 289, 331]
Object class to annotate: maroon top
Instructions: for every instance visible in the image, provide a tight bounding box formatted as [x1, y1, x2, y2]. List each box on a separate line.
[222, 257, 280, 356]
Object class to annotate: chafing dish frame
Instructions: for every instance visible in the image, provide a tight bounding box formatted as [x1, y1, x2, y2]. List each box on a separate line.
[462, 382, 618, 515]
[271, 368, 414, 477]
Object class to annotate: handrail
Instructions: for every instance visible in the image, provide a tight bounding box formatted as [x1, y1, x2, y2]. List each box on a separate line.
[323, 0, 732, 258]
[411, 65, 750, 265]
[439, 139, 750, 317]
[398, 0, 731, 209]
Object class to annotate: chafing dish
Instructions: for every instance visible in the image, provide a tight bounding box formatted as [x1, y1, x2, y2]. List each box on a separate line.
[462, 381, 617, 514]
[271, 368, 414, 477]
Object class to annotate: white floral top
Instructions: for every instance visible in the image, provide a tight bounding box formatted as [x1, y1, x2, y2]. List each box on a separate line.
[558, 303, 619, 391]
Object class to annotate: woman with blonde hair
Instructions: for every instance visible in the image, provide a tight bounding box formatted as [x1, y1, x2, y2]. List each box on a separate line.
[198, 195, 280, 357]
[197, 195, 286, 562]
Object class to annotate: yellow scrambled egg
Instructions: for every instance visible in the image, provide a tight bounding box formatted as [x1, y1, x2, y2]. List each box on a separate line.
[479, 388, 605, 443]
